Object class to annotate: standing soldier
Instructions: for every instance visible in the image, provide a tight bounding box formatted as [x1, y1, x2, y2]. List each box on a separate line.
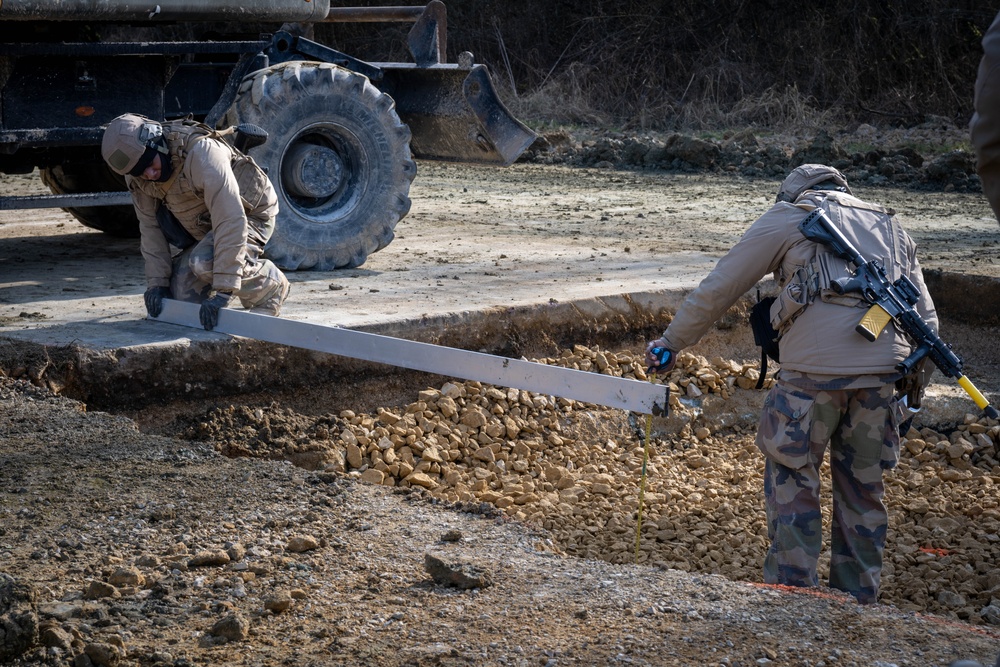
[646, 164, 937, 604]
[101, 113, 289, 330]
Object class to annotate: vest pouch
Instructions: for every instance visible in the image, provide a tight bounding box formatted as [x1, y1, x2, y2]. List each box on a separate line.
[816, 253, 868, 309]
[819, 288, 869, 309]
[749, 292, 779, 389]
[232, 155, 270, 211]
[156, 203, 197, 250]
[750, 296, 780, 362]
[771, 279, 810, 335]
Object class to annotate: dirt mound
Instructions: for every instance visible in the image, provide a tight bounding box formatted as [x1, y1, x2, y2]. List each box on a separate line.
[526, 120, 979, 195]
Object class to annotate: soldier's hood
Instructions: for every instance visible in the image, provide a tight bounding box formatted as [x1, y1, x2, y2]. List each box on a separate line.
[776, 164, 852, 202]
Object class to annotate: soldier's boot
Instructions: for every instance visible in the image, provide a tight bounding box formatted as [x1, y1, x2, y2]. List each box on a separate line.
[250, 272, 290, 317]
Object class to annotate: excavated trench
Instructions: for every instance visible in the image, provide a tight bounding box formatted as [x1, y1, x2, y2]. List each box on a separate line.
[3, 275, 1000, 628]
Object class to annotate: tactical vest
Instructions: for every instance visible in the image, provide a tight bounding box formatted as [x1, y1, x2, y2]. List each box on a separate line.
[769, 191, 908, 336]
[130, 119, 274, 239]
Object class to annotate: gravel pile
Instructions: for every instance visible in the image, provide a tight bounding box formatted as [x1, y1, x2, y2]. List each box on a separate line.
[3, 373, 1000, 667]
[185, 345, 1000, 626]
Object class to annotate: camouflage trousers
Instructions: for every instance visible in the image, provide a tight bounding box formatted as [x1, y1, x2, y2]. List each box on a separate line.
[169, 230, 289, 315]
[756, 379, 900, 604]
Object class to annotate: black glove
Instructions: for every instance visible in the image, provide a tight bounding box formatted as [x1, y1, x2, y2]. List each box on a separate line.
[199, 292, 232, 331]
[143, 286, 171, 318]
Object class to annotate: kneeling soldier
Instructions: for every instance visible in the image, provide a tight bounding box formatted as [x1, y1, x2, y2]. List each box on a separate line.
[102, 113, 289, 330]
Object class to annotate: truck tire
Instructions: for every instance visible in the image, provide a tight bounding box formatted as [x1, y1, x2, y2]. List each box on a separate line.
[228, 62, 416, 270]
[40, 160, 139, 237]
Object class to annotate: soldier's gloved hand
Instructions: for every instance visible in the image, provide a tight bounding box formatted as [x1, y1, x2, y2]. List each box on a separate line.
[645, 338, 677, 374]
[199, 291, 232, 331]
[143, 286, 171, 318]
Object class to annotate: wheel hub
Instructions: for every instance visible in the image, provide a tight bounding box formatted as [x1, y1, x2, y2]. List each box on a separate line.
[282, 142, 345, 199]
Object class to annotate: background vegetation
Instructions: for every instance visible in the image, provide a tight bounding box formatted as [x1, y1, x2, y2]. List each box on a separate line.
[327, 1, 999, 132]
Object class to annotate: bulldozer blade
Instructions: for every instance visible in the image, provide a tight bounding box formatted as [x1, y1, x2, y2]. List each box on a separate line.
[380, 63, 536, 166]
[153, 300, 669, 416]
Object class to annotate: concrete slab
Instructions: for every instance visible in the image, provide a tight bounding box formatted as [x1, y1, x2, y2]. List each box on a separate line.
[0, 163, 731, 354]
[0, 214, 716, 348]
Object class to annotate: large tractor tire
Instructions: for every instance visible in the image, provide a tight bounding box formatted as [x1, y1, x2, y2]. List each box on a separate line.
[40, 157, 139, 237]
[227, 62, 416, 270]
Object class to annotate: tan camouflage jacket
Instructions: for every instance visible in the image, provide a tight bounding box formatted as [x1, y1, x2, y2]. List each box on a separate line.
[660, 190, 938, 379]
[126, 120, 278, 293]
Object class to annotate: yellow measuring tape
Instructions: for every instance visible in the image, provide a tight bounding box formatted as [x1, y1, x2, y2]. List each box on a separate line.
[634, 408, 653, 564]
[634, 367, 666, 564]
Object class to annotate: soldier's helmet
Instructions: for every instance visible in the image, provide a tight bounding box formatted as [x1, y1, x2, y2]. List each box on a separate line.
[776, 164, 852, 203]
[101, 113, 167, 176]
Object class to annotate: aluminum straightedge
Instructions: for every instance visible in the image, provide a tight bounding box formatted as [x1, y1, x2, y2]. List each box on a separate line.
[154, 300, 669, 416]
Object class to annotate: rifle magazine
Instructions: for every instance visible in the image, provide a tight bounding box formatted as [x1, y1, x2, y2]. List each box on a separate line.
[856, 304, 891, 342]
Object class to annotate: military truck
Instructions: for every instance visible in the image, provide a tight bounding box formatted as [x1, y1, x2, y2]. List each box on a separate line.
[0, 0, 536, 270]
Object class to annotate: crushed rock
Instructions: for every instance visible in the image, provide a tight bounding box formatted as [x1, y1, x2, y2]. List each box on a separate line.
[2, 362, 1000, 666]
[179, 345, 1000, 626]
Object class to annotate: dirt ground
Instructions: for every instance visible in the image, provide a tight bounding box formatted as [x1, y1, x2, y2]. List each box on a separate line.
[2, 138, 1000, 667]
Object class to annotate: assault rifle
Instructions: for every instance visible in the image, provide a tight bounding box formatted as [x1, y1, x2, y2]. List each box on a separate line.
[798, 208, 999, 420]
